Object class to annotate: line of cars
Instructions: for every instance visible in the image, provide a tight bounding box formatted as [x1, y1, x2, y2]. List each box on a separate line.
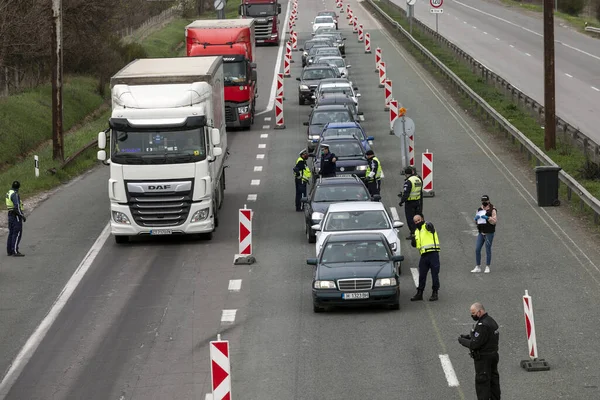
[296, 12, 406, 313]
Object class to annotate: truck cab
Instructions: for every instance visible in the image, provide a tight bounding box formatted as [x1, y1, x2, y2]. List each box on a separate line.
[239, 0, 282, 45]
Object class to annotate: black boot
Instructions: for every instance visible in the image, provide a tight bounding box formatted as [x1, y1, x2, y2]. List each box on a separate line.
[429, 290, 438, 301]
[410, 290, 423, 301]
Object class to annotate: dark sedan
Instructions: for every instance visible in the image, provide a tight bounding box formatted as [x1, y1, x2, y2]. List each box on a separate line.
[304, 104, 357, 151]
[314, 32, 346, 54]
[297, 66, 339, 106]
[300, 38, 334, 67]
[311, 136, 368, 180]
[301, 175, 374, 243]
[306, 232, 403, 312]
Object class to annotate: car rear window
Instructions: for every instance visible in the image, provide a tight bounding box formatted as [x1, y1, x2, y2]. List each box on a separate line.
[314, 184, 370, 202]
[315, 17, 334, 24]
[324, 210, 390, 231]
[302, 68, 338, 80]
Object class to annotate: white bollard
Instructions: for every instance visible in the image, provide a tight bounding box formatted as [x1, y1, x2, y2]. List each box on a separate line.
[34, 155, 39, 178]
[422, 150, 435, 197]
[210, 338, 232, 399]
[520, 290, 551, 371]
[234, 206, 255, 265]
[378, 61, 386, 88]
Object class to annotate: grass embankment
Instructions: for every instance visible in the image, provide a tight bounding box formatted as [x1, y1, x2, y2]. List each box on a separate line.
[373, 1, 600, 218]
[498, 0, 600, 31]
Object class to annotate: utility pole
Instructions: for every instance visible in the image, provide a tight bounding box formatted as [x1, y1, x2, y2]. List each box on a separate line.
[52, 0, 64, 161]
[543, 0, 556, 150]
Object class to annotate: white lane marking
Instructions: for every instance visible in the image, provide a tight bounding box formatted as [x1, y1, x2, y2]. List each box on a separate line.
[0, 223, 111, 397]
[439, 354, 460, 387]
[256, 154, 265, 159]
[525, 52, 532, 57]
[565, 73, 573, 78]
[260, 133, 269, 138]
[472, 26, 477, 29]
[463, 21, 467, 24]
[592, 86, 600, 92]
[483, 31, 488, 35]
[509, 44, 515, 48]
[262, 125, 270, 129]
[390, 206, 400, 221]
[251, 179, 260, 185]
[205, 394, 214, 400]
[256, 0, 292, 116]
[495, 37, 500, 40]
[460, 212, 479, 236]
[221, 309, 237, 324]
[453, 0, 600, 62]
[264, 117, 272, 122]
[254, 166, 263, 172]
[247, 194, 258, 201]
[228, 279, 242, 292]
[258, 143, 267, 148]
[410, 268, 419, 288]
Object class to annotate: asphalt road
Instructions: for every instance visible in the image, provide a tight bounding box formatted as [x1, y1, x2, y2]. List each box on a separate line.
[1, 0, 600, 398]
[390, 0, 600, 143]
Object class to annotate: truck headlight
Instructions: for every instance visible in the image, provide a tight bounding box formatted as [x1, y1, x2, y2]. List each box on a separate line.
[191, 208, 209, 222]
[300, 85, 309, 91]
[375, 277, 397, 287]
[356, 165, 367, 171]
[310, 135, 320, 140]
[112, 211, 131, 224]
[314, 280, 336, 289]
[237, 105, 249, 114]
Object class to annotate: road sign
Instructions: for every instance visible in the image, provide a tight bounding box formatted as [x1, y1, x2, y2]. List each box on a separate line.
[214, 0, 224, 10]
[407, 0, 417, 5]
[430, 8, 443, 13]
[430, 0, 443, 8]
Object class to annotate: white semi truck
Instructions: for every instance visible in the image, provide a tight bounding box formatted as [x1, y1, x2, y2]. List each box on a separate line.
[97, 57, 227, 243]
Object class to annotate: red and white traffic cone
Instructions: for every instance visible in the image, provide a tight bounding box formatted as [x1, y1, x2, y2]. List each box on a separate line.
[389, 99, 398, 134]
[275, 96, 285, 129]
[375, 47, 382, 72]
[358, 24, 364, 42]
[364, 32, 371, 53]
[378, 61, 386, 88]
[520, 290, 551, 371]
[422, 150, 435, 197]
[384, 79, 392, 110]
[277, 73, 284, 100]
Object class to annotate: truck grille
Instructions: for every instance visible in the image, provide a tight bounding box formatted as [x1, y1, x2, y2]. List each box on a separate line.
[255, 22, 273, 39]
[337, 278, 373, 291]
[126, 181, 193, 227]
[225, 106, 237, 122]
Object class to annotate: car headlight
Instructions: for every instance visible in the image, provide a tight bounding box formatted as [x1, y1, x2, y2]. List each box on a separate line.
[309, 135, 320, 140]
[191, 208, 210, 222]
[112, 211, 131, 225]
[311, 211, 324, 222]
[375, 277, 397, 287]
[356, 165, 367, 171]
[237, 105, 249, 114]
[314, 280, 336, 289]
[300, 84, 309, 91]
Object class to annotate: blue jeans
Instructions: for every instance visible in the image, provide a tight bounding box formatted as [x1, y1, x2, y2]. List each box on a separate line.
[475, 232, 495, 266]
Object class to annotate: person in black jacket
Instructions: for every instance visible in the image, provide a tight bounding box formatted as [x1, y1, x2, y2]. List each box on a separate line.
[398, 166, 423, 240]
[6, 180, 26, 256]
[319, 143, 337, 178]
[472, 195, 497, 274]
[458, 302, 501, 400]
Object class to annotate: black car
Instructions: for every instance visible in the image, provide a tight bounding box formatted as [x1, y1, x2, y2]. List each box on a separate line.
[303, 104, 357, 150]
[306, 232, 404, 312]
[297, 66, 340, 106]
[301, 176, 374, 243]
[311, 136, 369, 180]
[300, 38, 334, 67]
[314, 93, 360, 120]
[314, 32, 346, 54]
[307, 47, 343, 67]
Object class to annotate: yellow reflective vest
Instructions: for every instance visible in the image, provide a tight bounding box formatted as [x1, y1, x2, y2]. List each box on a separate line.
[407, 175, 422, 201]
[6, 189, 23, 212]
[366, 156, 383, 181]
[294, 157, 312, 183]
[415, 224, 440, 255]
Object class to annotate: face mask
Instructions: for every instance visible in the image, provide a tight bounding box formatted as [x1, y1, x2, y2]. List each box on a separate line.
[415, 221, 424, 229]
[482, 202, 489, 207]
[471, 314, 479, 321]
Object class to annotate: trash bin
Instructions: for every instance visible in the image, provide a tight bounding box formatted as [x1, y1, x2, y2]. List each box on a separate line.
[534, 166, 561, 207]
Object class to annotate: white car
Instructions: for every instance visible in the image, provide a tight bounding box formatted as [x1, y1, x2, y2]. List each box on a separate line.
[312, 16, 336, 35]
[313, 202, 404, 260]
[313, 56, 350, 78]
[314, 81, 361, 112]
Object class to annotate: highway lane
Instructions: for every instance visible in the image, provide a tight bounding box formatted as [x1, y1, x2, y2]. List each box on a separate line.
[0, 3, 288, 398]
[390, 0, 600, 143]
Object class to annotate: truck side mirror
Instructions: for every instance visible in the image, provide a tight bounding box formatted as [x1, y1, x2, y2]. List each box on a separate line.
[238, 4, 243, 15]
[211, 128, 221, 146]
[278, 4, 282, 13]
[252, 69, 257, 82]
[97, 150, 106, 161]
[213, 147, 223, 157]
[250, 62, 257, 69]
[98, 131, 106, 149]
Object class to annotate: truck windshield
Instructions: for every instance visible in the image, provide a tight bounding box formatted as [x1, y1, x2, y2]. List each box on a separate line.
[244, 4, 276, 16]
[223, 61, 247, 86]
[111, 128, 207, 165]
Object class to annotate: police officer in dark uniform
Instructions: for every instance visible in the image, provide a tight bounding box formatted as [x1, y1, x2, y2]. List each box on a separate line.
[293, 149, 312, 212]
[6, 180, 26, 257]
[364, 150, 382, 197]
[458, 302, 501, 400]
[319, 143, 337, 178]
[398, 166, 423, 239]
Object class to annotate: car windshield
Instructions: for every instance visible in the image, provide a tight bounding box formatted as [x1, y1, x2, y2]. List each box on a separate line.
[320, 240, 391, 264]
[244, 3, 276, 16]
[306, 41, 332, 50]
[319, 58, 344, 67]
[311, 110, 352, 125]
[323, 127, 364, 139]
[223, 61, 246, 86]
[313, 184, 370, 202]
[321, 87, 353, 96]
[314, 16, 334, 24]
[315, 28, 337, 35]
[324, 210, 390, 231]
[318, 11, 336, 18]
[320, 140, 363, 157]
[308, 45, 332, 55]
[302, 68, 337, 80]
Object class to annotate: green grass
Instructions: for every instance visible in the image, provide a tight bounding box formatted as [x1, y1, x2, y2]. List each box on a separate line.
[140, 18, 194, 57]
[373, 1, 600, 221]
[498, 0, 600, 32]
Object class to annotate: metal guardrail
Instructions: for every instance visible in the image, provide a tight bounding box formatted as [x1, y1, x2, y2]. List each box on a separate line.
[366, 0, 600, 221]
[585, 25, 600, 34]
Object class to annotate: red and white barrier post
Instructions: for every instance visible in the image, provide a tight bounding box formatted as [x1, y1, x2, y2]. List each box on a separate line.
[274, 95, 285, 129]
[358, 24, 364, 42]
[286, 41, 293, 64]
[210, 335, 232, 400]
[337, 0, 343, 9]
[520, 290, 551, 371]
[346, 5, 351, 18]
[292, 31, 298, 51]
[352, 17, 358, 33]
[409, 133, 414, 166]
[378, 61, 386, 88]
[348, 9, 353, 22]
[422, 150, 435, 197]
[375, 47, 382, 72]
[277, 73, 284, 100]
[283, 51, 291, 78]
[389, 99, 398, 134]
[384, 79, 392, 110]
[364, 32, 371, 53]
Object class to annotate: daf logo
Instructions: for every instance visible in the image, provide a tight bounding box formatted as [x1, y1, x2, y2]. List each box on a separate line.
[127, 181, 192, 194]
[148, 185, 171, 190]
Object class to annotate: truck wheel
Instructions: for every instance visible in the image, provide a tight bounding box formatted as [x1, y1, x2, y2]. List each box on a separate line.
[115, 235, 129, 244]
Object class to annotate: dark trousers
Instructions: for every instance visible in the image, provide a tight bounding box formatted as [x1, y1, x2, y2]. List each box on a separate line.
[7, 214, 23, 255]
[474, 353, 501, 400]
[366, 180, 381, 196]
[295, 180, 307, 211]
[417, 251, 440, 291]
[404, 200, 421, 234]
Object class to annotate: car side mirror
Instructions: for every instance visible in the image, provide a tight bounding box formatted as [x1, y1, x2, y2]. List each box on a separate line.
[303, 122, 309, 126]
[367, 136, 374, 140]
[356, 93, 361, 98]
[306, 258, 318, 265]
[343, 37, 346, 40]
[299, 48, 304, 51]
[296, 77, 301, 81]
[391, 255, 404, 262]
[347, 65, 351, 68]
[371, 194, 381, 202]
[278, 4, 282, 14]
[301, 196, 308, 203]
[311, 224, 321, 231]
[353, 87, 359, 90]
[393, 221, 404, 228]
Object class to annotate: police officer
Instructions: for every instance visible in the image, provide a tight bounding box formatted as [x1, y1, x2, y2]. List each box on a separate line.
[458, 303, 501, 400]
[319, 143, 337, 178]
[398, 166, 423, 239]
[410, 214, 440, 301]
[364, 150, 382, 197]
[293, 149, 312, 212]
[6, 180, 26, 257]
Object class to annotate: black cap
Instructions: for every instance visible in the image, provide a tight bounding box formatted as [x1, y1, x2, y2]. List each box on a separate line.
[12, 181, 20, 190]
[404, 167, 413, 175]
[481, 195, 490, 202]
[365, 150, 374, 156]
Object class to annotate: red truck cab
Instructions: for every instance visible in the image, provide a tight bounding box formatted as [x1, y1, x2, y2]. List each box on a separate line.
[186, 19, 258, 129]
[239, 0, 282, 45]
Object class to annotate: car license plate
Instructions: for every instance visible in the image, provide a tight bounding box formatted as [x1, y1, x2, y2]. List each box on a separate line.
[257, 40, 264, 43]
[338, 173, 352, 177]
[343, 292, 369, 300]
[150, 229, 172, 235]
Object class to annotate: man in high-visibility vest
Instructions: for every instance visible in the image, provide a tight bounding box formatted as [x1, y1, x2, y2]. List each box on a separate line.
[6, 180, 26, 256]
[410, 213, 441, 301]
[364, 150, 382, 197]
[293, 149, 312, 212]
[398, 166, 423, 239]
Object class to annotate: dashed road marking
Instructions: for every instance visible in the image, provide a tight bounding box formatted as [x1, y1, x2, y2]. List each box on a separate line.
[205, 394, 213, 400]
[483, 31, 488, 35]
[262, 125, 270, 129]
[410, 268, 419, 288]
[258, 143, 267, 148]
[254, 166, 263, 172]
[439, 354, 460, 387]
[463, 21, 467, 24]
[473, 26, 477, 29]
[256, 154, 265, 159]
[390, 206, 400, 221]
[228, 279, 242, 292]
[261, 133, 269, 138]
[221, 309, 237, 324]
[592, 86, 600, 92]
[247, 194, 258, 201]
[565, 73, 573, 78]
[510, 44, 515, 48]
[264, 117, 272, 121]
[495, 37, 500, 40]
[251, 179, 260, 185]
[525, 52, 531, 57]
